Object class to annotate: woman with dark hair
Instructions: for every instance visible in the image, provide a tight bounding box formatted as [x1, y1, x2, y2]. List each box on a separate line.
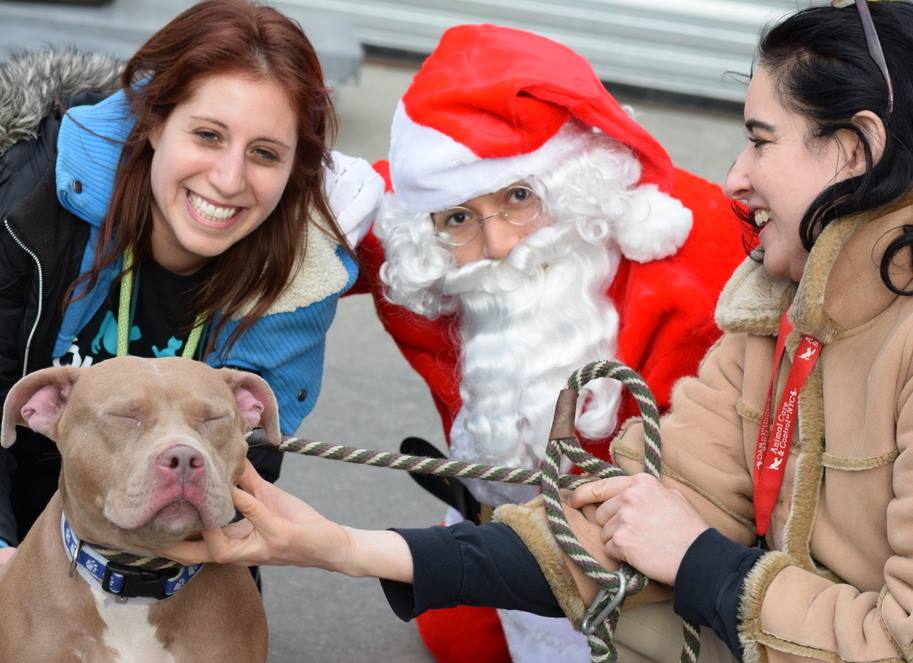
[0, 0, 381, 562]
[163, 2, 913, 661]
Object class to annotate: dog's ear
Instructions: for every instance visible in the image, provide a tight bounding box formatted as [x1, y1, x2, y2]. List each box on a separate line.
[1, 366, 82, 447]
[218, 369, 281, 446]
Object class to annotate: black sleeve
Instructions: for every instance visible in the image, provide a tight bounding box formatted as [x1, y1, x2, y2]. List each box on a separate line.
[0, 114, 58, 221]
[0, 109, 88, 546]
[0, 449, 17, 545]
[672, 528, 765, 660]
[380, 521, 563, 621]
[0, 186, 34, 546]
[246, 443, 283, 484]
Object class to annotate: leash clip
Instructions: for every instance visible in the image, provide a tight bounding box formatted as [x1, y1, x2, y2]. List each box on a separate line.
[68, 539, 83, 578]
[581, 570, 627, 635]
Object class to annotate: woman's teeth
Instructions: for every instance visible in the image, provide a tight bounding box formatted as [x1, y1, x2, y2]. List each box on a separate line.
[754, 210, 770, 229]
[188, 191, 240, 221]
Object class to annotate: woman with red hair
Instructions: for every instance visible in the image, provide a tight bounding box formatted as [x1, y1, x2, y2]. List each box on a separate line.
[0, 0, 381, 563]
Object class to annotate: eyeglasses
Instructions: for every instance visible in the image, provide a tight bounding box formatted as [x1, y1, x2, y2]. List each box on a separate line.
[430, 185, 544, 247]
[831, 0, 894, 114]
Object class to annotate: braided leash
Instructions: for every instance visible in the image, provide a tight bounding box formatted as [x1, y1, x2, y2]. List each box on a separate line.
[264, 360, 700, 662]
[276, 438, 595, 490]
[541, 361, 701, 663]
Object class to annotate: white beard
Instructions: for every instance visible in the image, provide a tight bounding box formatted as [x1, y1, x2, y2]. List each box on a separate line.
[447, 225, 623, 506]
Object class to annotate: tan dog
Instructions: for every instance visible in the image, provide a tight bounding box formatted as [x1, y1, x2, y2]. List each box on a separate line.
[0, 356, 272, 662]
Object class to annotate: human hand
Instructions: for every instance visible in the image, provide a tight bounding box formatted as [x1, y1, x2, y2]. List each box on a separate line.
[570, 474, 709, 585]
[0, 546, 15, 566]
[158, 460, 352, 571]
[324, 151, 385, 248]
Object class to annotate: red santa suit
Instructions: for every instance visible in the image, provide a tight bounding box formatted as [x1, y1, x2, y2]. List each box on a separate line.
[356, 168, 747, 663]
[352, 23, 751, 663]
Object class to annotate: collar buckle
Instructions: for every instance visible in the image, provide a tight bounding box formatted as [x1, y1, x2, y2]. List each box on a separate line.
[101, 561, 173, 600]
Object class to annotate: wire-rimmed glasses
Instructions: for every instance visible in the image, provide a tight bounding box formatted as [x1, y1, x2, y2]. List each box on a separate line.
[831, 0, 895, 114]
[431, 185, 544, 247]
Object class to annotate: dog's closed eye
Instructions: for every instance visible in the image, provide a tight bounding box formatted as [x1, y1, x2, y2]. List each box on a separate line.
[103, 412, 142, 427]
[201, 411, 232, 425]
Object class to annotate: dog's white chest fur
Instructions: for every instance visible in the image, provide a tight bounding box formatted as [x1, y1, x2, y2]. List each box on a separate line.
[87, 582, 175, 663]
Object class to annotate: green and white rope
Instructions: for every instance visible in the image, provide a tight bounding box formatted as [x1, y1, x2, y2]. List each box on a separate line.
[266, 359, 701, 663]
[275, 438, 596, 490]
[549, 361, 701, 663]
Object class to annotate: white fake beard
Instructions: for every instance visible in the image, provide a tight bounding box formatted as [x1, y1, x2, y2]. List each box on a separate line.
[447, 224, 623, 506]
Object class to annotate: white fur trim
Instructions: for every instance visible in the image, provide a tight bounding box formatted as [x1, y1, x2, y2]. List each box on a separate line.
[231, 228, 348, 319]
[614, 184, 692, 263]
[389, 102, 592, 214]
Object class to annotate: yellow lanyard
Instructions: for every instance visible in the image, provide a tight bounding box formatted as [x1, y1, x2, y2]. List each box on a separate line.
[116, 248, 205, 358]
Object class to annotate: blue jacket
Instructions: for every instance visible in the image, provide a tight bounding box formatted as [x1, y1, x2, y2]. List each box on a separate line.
[54, 89, 358, 435]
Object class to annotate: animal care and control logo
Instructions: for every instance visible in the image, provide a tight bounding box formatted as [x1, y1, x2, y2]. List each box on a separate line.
[753, 312, 823, 536]
[798, 346, 817, 361]
[757, 387, 799, 472]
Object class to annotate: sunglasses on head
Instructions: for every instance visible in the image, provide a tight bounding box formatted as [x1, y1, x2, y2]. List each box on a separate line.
[830, 0, 894, 114]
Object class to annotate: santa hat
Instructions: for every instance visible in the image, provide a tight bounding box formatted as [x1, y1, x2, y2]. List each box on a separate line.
[387, 24, 692, 263]
[389, 24, 676, 216]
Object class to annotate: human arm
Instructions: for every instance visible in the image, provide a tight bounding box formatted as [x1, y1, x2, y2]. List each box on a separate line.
[351, 229, 462, 433]
[380, 519, 565, 620]
[159, 461, 619, 622]
[160, 460, 412, 579]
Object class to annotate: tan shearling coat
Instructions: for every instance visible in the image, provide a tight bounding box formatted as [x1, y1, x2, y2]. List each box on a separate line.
[606, 196, 913, 662]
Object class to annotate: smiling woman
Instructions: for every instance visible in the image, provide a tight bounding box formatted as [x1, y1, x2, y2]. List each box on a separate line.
[0, 0, 383, 567]
[724, 66, 859, 282]
[147, 73, 299, 275]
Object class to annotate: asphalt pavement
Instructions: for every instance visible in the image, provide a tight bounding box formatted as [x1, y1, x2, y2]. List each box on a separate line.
[264, 60, 747, 662]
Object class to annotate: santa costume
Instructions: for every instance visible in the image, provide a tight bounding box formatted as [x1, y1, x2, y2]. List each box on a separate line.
[353, 23, 749, 663]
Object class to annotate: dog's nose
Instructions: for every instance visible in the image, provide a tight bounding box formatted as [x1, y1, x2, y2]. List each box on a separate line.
[158, 444, 205, 481]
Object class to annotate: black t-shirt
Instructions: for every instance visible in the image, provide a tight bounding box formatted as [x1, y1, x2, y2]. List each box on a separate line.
[54, 258, 204, 367]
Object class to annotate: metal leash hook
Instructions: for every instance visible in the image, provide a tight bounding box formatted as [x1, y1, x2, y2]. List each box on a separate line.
[581, 571, 627, 635]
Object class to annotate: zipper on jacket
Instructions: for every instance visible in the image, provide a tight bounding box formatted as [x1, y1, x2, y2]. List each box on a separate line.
[3, 218, 43, 377]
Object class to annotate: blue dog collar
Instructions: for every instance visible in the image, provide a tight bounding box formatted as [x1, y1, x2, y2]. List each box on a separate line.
[61, 512, 203, 603]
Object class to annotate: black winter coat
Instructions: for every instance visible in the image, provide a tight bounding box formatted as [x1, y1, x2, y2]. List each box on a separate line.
[0, 105, 88, 545]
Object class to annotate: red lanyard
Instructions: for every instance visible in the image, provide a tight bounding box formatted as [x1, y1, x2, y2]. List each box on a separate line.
[753, 312, 822, 536]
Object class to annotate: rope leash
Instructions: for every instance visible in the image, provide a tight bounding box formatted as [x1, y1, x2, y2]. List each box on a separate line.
[548, 361, 701, 663]
[262, 360, 700, 663]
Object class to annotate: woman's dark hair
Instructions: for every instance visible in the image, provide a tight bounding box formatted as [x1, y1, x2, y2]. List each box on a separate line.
[757, 1, 913, 293]
[72, 0, 346, 353]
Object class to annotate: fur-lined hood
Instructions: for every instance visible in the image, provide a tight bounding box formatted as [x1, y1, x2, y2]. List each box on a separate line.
[0, 49, 122, 157]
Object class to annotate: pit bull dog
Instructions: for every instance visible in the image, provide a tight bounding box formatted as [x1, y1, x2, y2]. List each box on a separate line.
[0, 356, 272, 662]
